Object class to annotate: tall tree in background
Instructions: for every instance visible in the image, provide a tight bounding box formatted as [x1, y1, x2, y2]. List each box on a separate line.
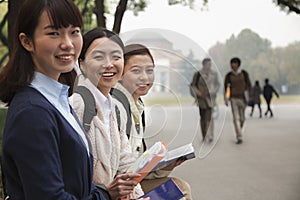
[0, 0, 207, 68]
[0, 0, 298, 69]
[209, 29, 272, 79]
[209, 28, 300, 94]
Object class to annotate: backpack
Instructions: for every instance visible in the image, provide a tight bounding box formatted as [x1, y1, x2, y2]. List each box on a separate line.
[190, 71, 201, 98]
[74, 86, 97, 133]
[110, 88, 147, 152]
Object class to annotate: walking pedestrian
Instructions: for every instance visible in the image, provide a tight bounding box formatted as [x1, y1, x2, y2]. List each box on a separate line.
[250, 80, 262, 118]
[263, 78, 279, 117]
[224, 57, 252, 144]
[190, 58, 220, 142]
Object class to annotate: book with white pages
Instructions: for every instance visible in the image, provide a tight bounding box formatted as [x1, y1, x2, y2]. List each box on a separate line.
[152, 143, 195, 171]
[127, 141, 167, 182]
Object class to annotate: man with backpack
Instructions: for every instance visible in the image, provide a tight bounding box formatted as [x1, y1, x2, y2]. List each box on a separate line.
[190, 58, 220, 143]
[224, 57, 252, 144]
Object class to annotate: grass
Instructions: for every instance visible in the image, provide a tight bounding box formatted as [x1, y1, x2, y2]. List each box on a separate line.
[143, 94, 300, 106]
[270, 94, 300, 104]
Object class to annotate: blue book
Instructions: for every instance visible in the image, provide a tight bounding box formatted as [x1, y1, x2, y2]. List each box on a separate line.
[139, 178, 184, 200]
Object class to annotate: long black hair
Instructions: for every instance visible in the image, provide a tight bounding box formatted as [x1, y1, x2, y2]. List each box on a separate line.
[0, 0, 83, 104]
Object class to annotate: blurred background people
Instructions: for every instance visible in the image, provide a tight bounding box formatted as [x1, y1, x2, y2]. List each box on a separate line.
[263, 78, 280, 117]
[250, 80, 262, 118]
[190, 58, 220, 143]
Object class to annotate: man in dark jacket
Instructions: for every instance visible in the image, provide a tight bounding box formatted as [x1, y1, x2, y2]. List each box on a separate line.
[263, 78, 279, 117]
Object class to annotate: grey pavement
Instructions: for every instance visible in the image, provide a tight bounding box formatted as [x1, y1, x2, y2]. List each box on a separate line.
[144, 103, 300, 200]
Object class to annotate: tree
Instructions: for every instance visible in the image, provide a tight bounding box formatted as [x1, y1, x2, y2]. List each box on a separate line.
[0, 0, 208, 69]
[1, 0, 297, 68]
[209, 29, 272, 80]
[274, 0, 300, 14]
[0, 0, 9, 67]
[209, 29, 300, 94]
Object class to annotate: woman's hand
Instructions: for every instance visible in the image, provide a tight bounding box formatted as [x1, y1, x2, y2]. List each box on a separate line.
[106, 173, 141, 200]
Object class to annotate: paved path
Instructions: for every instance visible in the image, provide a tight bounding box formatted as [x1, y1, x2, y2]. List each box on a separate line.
[144, 103, 300, 200]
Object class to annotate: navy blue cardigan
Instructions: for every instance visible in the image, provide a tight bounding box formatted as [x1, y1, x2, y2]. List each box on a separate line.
[2, 86, 106, 200]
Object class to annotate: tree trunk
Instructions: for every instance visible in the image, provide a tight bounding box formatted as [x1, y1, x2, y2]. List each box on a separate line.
[113, 0, 128, 34]
[94, 0, 106, 28]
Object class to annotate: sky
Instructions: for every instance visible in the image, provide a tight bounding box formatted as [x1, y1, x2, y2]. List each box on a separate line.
[108, 0, 300, 52]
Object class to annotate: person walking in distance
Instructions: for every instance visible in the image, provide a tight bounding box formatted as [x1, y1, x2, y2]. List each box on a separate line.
[250, 80, 262, 118]
[263, 78, 279, 117]
[224, 57, 252, 144]
[190, 57, 220, 142]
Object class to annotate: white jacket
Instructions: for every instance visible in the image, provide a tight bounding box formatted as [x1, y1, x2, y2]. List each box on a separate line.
[70, 75, 144, 198]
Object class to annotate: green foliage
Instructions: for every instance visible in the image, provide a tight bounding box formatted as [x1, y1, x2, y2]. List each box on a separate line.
[73, 0, 150, 29]
[74, 0, 97, 31]
[127, 0, 147, 15]
[0, 2, 7, 18]
[278, 42, 300, 85]
[168, 0, 208, 9]
[209, 28, 300, 94]
[0, 2, 8, 69]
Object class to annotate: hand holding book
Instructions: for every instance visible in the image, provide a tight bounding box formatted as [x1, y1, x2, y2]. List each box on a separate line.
[126, 142, 195, 182]
[126, 141, 167, 183]
[159, 157, 187, 171]
[152, 143, 195, 172]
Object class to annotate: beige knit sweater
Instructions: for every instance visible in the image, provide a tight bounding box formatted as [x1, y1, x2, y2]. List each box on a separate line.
[70, 76, 144, 198]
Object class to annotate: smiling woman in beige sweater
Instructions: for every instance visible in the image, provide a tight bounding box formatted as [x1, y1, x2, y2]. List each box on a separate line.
[70, 27, 147, 200]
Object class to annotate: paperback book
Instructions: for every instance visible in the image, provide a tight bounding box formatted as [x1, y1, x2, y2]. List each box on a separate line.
[152, 143, 195, 171]
[139, 178, 184, 200]
[126, 141, 167, 182]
